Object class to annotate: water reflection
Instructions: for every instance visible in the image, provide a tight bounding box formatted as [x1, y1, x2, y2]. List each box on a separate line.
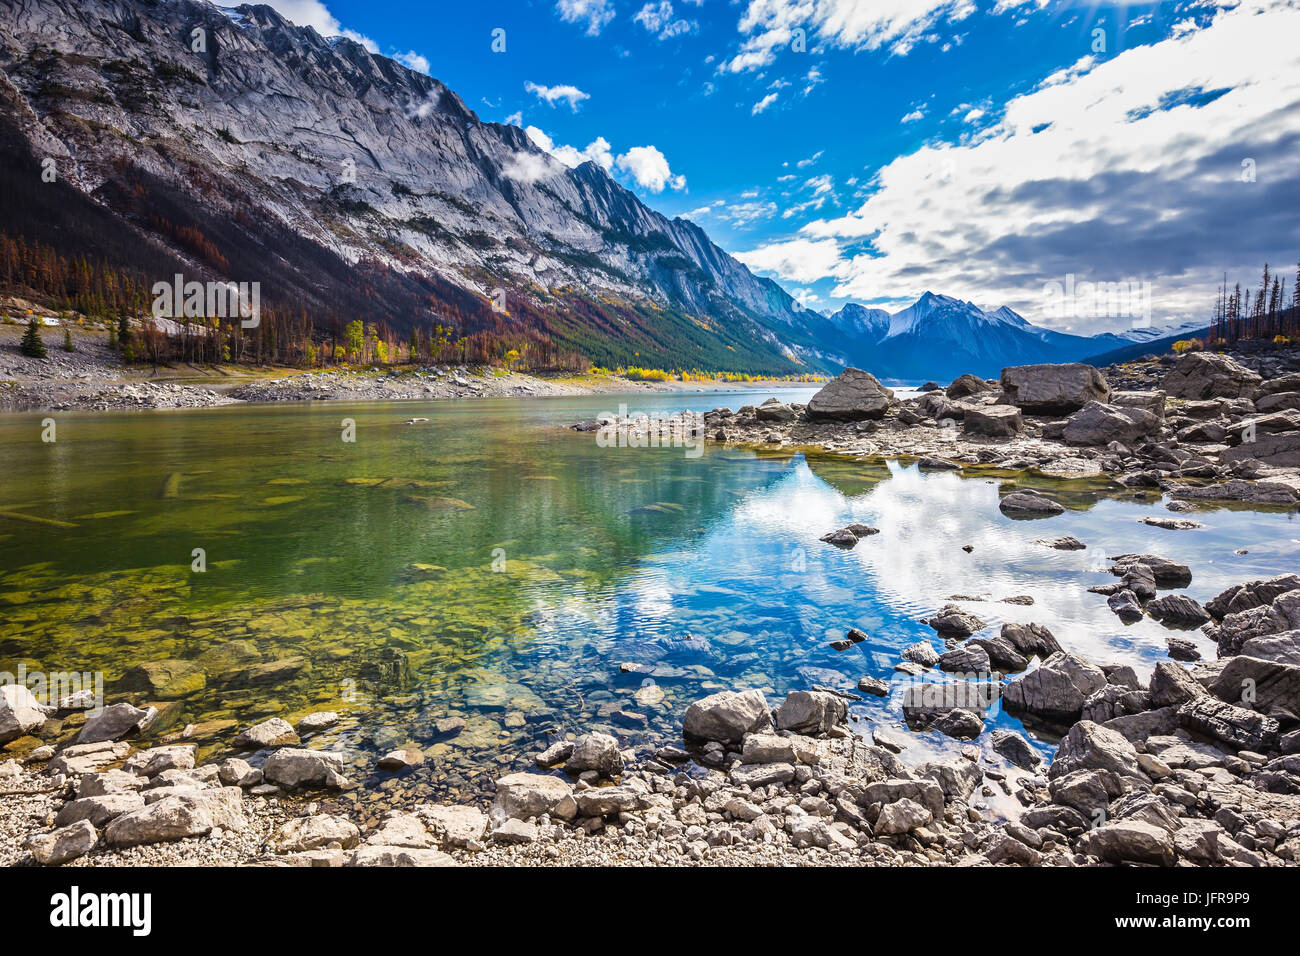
[0, 395, 1297, 794]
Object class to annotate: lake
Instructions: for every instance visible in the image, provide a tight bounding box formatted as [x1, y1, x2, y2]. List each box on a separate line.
[2, 389, 1298, 807]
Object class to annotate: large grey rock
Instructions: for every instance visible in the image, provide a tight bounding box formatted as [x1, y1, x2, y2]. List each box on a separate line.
[1178, 697, 1279, 752]
[122, 745, 195, 777]
[741, 733, 797, 765]
[859, 778, 945, 819]
[563, 732, 624, 777]
[1004, 653, 1107, 721]
[1000, 622, 1062, 660]
[217, 757, 262, 788]
[938, 643, 991, 673]
[1209, 590, 1300, 655]
[1208, 656, 1300, 720]
[574, 786, 641, 818]
[1063, 401, 1160, 446]
[1108, 553, 1192, 589]
[682, 689, 772, 744]
[1221, 431, 1300, 468]
[24, 820, 98, 866]
[1148, 661, 1207, 708]
[1146, 594, 1211, 627]
[55, 792, 145, 828]
[875, 797, 932, 835]
[1171, 479, 1299, 506]
[916, 758, 983, 802]
[104, 789, 245, 846]
[76, 769, 145, 798]
[1238, 630, 1300, 666]
[1049, 768, 1123, 816]
[1078, 820, 1177, 866]
[1048, 720, 1147, 781]
[1207, 574, 1300, 619]
[346, 845, 458, 867]
[774, 690, 847, 736]
[998, 490, 1064, 518]
[47, 741, 131, 777]
[296, 711, 340, 734]
[1163, 351, 1261, 399]
[806, 368, 896, 420]
[947, 373, 993, 399]
[262, 748, 346, 789]
[76, 702, 156, 744]
[991, 730, 1041, 770]
[416, 805, 488, 848]
[925, 605, 987, 639]
[1001, 363, 1111, 413]
[270, 814, 360, 852]
[0, 684, 47, 745]
[492, 772, 573, 820]
[755, 398, 796, 422]
[964, 405, 1023, 437]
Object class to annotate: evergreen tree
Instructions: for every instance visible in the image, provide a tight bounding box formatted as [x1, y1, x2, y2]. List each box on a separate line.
[20, 318, 46, 358]
[62, 328, 74, 352]
[117, 314, 130, 348]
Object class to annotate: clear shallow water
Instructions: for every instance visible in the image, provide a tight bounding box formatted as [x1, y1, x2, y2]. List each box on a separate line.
[1, 390, 1298, 801]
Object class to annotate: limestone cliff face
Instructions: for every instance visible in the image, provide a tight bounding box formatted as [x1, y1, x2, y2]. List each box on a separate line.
[0, 0, 837, 370]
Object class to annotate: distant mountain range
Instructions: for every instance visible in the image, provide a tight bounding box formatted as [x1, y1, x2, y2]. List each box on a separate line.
[0, 0, 1206, 381]
[819, 293, 1205, 382]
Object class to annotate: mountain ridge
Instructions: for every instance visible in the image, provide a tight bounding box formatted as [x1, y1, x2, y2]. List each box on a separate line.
[0, 0, 838, 372]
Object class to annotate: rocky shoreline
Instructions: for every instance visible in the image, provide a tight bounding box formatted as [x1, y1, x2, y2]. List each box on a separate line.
[0, 326, 811, 413]
[640, 352, 1300, 515]
[3, 575, 1300, 868]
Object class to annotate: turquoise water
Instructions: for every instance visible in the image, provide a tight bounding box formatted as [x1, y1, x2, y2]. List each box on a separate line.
[1, 389, 1297, 800]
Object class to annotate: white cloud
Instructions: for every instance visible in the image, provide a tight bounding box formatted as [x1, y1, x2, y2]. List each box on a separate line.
[394, 51, 430, 74]
[736, 237, 847, 283]
[721, 0, 977, 72]
[720, 200, 780, 226]
[616, 146, 688, 192]
[796, 150, 824, 168]
[634, 2, 698, 39]
[738, 1, 1300, 331]
[752, 92, 779, 114]
[525, 82, 591, 110]
[901, 107, 925, 123]
[525, 127, 615, 170]
[503, 111, 523, 127]
[503, 151, 559, 185]
[557, 0, 616, 36]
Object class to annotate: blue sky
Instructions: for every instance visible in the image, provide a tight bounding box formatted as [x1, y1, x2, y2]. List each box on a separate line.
[263, 1, 1300, 332]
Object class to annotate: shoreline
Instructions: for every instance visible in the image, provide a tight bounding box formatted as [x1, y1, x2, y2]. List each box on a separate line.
[0, 325, 822, 414]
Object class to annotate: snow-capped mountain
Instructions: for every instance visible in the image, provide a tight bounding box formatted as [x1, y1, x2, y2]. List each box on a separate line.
[823, 293, 1191, 382]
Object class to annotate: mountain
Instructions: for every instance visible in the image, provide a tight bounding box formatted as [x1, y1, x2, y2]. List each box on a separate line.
[823, 292, 1197, 382]
[0, 0, 835, 374]
[1080, 325, 1213, 368]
